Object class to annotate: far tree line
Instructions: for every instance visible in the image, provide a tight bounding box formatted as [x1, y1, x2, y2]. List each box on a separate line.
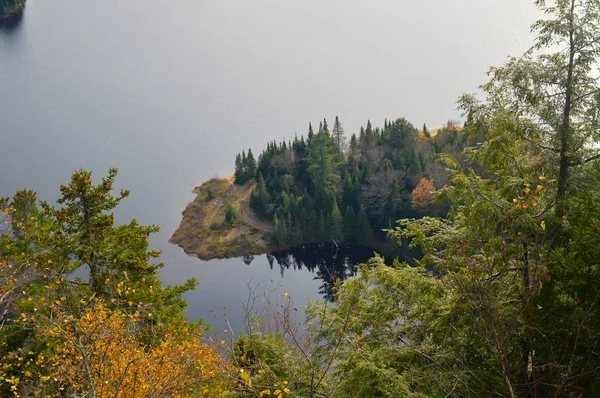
[0, 0, 25, 18]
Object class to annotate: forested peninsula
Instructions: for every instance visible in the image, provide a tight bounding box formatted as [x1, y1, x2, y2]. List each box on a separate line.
[171, 119, 478, 260]
[0, 0, 25, 20]
[2, 1, 600, 397]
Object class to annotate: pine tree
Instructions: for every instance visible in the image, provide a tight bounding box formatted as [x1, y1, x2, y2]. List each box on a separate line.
[423, 123, 431, 139]
[356, 205, 373, 246]
[247, 148, 257, 181]
[234, 153, 243, 184]
[39, 169, 196, 326]
[317, 210, 328, 242]
[358, 127, 365, 144]
[332, 116, 346, 154]
[250, 172, 269, 216]
[343, 206, 356, 243]
[349, 134, 358, 154]
[330, 199, 344, 243]
[285, 213, 293, 243]
[272, 215, 281, 245]
[306, 132, 341, 204]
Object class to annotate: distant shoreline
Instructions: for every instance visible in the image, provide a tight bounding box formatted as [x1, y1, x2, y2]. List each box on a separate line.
[0, 0, 26, 22]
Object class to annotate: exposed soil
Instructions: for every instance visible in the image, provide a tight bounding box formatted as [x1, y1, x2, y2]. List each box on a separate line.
[169, 176, 272, 260]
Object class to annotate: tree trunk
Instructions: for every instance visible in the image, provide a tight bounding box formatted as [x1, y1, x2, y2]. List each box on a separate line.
[556, 0, 576, 218]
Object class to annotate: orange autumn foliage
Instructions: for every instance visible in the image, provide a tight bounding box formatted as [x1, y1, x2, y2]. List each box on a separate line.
[39, 302, 232, 397]
[411, 178, 435, 213]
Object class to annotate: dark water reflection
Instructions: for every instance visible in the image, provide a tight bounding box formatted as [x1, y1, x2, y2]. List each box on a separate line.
[0, 11, 23, 34]
[268, 244, 376, 300]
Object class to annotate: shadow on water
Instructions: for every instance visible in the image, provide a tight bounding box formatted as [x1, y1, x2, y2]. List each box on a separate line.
[264, 244, 379, 301]
[0, 11, 24, 34]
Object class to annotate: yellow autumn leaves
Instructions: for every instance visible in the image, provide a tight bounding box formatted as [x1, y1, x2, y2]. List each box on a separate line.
[513, 179, 555, 211]
[259, 380, 291, 397]
[38, 302, 230, 397]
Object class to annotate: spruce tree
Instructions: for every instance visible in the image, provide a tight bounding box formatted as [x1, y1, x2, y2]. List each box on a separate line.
[272, 215, 281, 245]
[356, 205, 373, 246]
[318, 210, 328, 242]
[39, 169, 196, 326]
[306, 132, 341, 204]
[423, 123, 431, 139]
[332, 116, 346, 154]
[234, 153, 243, 184]
[322, 118, 329, 134]
[343, 206, 356, 243]
[246, 148, 257, 182]
[330, 199, 344, 243]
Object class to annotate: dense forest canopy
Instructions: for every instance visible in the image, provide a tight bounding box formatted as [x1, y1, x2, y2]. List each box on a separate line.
[1, 0, 600, 397]
[235, 118, 479, 249]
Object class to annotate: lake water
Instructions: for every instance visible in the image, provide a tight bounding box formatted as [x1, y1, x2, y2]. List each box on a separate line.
[0, 0, 539, 330]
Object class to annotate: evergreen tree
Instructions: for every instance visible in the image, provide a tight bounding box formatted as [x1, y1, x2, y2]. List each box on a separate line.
[322, 118, 329, 134]
[234, 153, 243, 184]
[306, 133, 341, 203]
[459, 0, 600, 217]
[272, 215, 281, 245]
[330, 199, 344, 243]
[250, 172, 269, 217]
[308, 123, 315, 143]
[423, 123, 431, 139]
[285, 213, 293, 242]
[317, 210, 328, 242]
[332, 116, 346, 154]
[356, 205, 373, 246]
[343, 206, 356, 243]
[358, 127, 365, 144]
[365, 120, 373, 136]
[246, 148, 257, 181]
[35, 169, 195, 326]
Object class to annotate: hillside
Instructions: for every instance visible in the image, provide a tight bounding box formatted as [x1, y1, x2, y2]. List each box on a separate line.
[169, 175, 270, 260]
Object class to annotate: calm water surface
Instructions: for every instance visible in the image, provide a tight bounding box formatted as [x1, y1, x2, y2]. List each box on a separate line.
[0, 0, 539, 329]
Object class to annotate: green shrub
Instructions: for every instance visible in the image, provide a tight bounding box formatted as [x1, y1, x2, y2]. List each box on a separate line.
[225, 204, 236, 224]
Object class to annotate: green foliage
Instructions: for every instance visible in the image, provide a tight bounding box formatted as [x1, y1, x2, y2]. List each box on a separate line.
[459, 0, 600, 217]
[234, 149, 257, 185]
[329, 200, 343, 243]
[0, 169, 210, 396]
[243, 116, 469, 250]
[205, 185, 215, 201]
[225, 204, 236, 225]
[300, 2, 600, 396]
[230, 333, 294, 396]
[332, 116, 346, 154]
[237, 3, 600, 397]
[34, 169, 196, 326]
[307, 132, 341, 201]
[306, 255, 443, 397]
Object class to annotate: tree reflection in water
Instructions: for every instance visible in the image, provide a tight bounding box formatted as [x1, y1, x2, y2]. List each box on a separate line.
[267, 244, 377, 301]
[0, 11, 24, 34]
